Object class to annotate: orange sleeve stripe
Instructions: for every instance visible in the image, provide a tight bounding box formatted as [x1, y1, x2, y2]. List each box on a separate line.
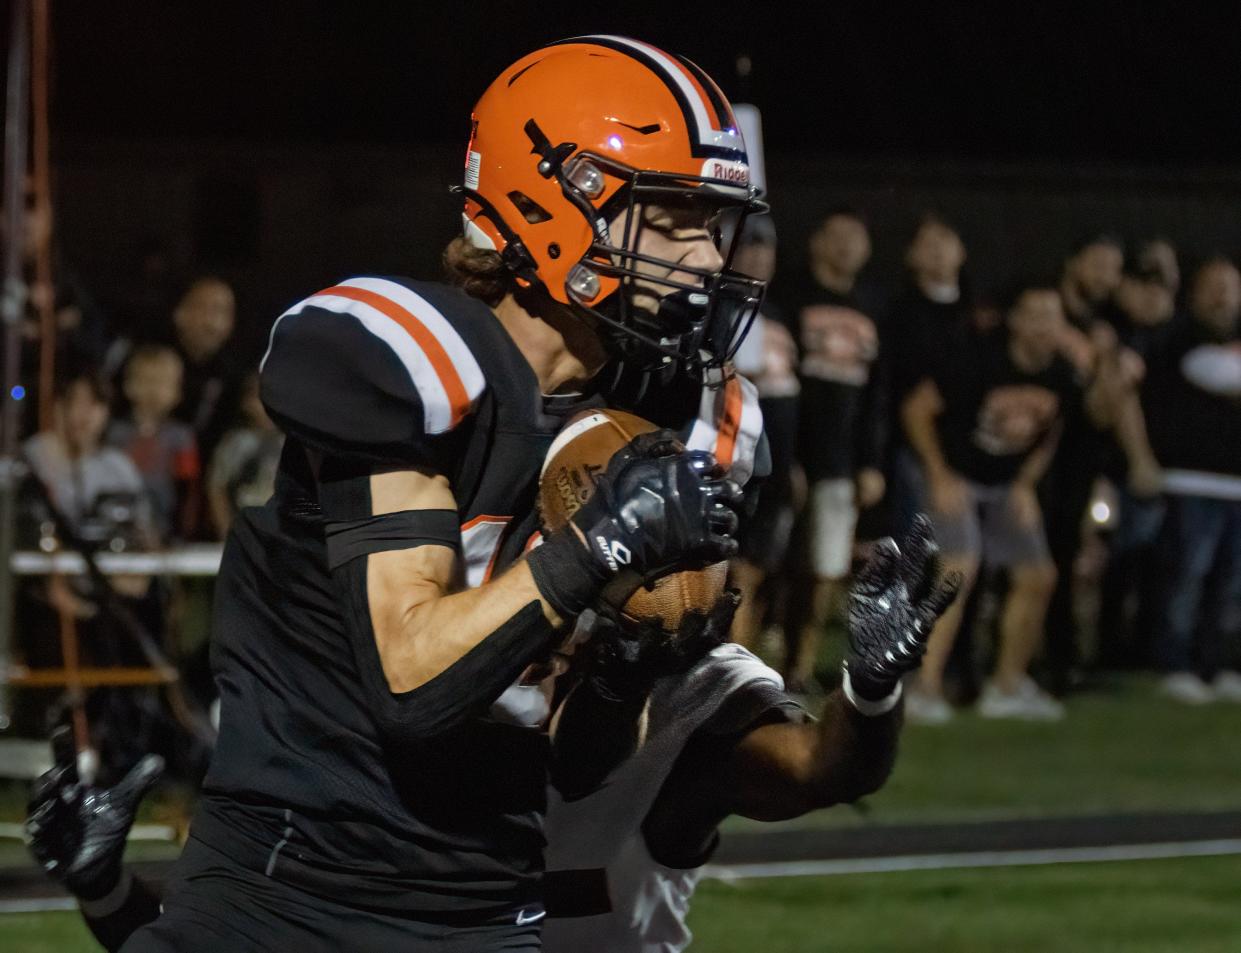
[461, 514, 511, 532]
[715, 377, 742, 468]
[318, 284, 473, 427]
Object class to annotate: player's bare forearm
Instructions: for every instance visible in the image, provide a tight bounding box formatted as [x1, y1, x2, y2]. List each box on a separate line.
[369, 548, 566, 693]
[723, 689, 901, 821]
[363, 469, 566, 694]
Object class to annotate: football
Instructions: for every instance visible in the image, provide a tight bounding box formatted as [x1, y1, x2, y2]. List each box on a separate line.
[538, 408, 727, 631]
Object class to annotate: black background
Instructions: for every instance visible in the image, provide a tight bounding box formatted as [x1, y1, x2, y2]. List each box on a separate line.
[25, 1, 1241, 161]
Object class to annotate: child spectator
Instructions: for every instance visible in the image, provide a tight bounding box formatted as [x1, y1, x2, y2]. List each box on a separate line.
[18, 369, 163, 769]
[206, 372, 283, 537]
[107, 345, 201, 541]
[24, 369, 155, 547]
[902, 283, 1078, 722]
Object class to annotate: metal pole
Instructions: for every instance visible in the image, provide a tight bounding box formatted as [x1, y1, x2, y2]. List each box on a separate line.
[32, 0, 54, 433]
[1, 0, 33, 731]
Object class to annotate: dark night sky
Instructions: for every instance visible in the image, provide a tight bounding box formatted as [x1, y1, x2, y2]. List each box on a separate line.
[27, 1, 1241, 163]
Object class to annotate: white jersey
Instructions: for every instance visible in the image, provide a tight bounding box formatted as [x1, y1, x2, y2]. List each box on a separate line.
[541, 643, 789, 953]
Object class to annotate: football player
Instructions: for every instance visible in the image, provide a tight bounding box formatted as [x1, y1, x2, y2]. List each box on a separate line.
[26, 35, 957, 953]
[100, 36, 763, 952]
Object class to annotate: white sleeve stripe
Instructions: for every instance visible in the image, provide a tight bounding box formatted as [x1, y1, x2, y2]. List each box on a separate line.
[733, 374, 764, 486]
[461, 517, 511, 588]
[258, 301, 303, 373]
[300, 293, 455, 433]
[338, 277, 486, 403]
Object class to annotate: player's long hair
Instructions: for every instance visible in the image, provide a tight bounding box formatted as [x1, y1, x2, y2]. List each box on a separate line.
[442, 236, 513, 307]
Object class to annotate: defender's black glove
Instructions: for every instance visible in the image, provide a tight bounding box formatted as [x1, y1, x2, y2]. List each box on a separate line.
[588, 589, 741, 701]
[25, 727, 164, 901]
[530, 431, 742, 619]
[845, 515, 961, 703]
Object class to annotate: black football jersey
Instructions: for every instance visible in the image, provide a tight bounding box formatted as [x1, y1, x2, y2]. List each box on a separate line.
[200, 276, 763, 917]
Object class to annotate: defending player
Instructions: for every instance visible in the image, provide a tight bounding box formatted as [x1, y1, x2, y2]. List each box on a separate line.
[540, 516, 954, 952]
[96, 37, 762, 952]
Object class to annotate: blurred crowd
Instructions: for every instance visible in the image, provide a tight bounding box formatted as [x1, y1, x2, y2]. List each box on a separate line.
[729, 210, 1241, 723]
[7, 193, 1241, 754]
[9, 191, 282, 756]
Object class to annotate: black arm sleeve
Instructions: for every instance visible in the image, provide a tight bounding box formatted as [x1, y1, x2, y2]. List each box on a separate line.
[549, 671, 650, 802]
[81, 873, 162, 953]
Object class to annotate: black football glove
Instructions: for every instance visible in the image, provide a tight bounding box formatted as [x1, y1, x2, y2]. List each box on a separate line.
[844, 515, 961, 703]
[25, 727, 164, 901]
[530, 430, 742, 619]
[587, 589, 741, 701]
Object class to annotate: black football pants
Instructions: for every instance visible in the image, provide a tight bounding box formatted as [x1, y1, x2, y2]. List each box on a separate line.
[118, 835, 542, 953]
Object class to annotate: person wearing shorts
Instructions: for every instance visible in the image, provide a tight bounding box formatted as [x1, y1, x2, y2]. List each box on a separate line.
[902, 282, 1080, 722]
[786, 209, 888, 691]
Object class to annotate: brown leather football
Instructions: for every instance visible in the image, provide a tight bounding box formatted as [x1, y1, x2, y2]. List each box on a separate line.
[539, 408, 727, 631]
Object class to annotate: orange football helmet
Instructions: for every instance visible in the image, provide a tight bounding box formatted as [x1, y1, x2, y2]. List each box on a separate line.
[458, 35, 767, 377]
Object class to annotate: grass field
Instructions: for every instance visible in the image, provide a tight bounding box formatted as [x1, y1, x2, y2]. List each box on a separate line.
[3, 854, 1239, 952]
[687, 855, 1241, 952]
[727, 675, 1241, 833]
[4, 676, 1237, 837]
[2, 677, 1239, 949]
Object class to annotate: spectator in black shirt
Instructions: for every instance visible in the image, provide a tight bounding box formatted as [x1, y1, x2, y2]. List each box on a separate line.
[890, 214, 973, 400]
[1135, 237, 1180, 301]
[168, 277, 244, 458]
[1059, 234, 1124, 332]
[1044, 236, 1160, 689]
[788, 208, 887, 691]
[1145, 257, 1241, 704]
[1094, 251, 1178, 666]
[887, 214, 975, 536]
[903, 284, 1077, 722]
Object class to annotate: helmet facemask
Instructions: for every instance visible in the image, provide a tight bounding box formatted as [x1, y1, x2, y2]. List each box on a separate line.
[554, 152, 768, 382]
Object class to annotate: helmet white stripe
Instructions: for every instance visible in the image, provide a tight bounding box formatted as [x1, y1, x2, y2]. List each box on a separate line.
[588, 35, 744, 154]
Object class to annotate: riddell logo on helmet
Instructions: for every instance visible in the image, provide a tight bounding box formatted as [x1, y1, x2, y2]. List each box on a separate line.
[701, 159, 749, 187]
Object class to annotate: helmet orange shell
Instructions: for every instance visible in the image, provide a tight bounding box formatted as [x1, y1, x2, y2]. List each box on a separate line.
[463, 36, 749, 304]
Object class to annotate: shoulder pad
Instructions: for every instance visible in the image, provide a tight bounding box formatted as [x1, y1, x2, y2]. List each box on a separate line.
[260, 277, 488, 459]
